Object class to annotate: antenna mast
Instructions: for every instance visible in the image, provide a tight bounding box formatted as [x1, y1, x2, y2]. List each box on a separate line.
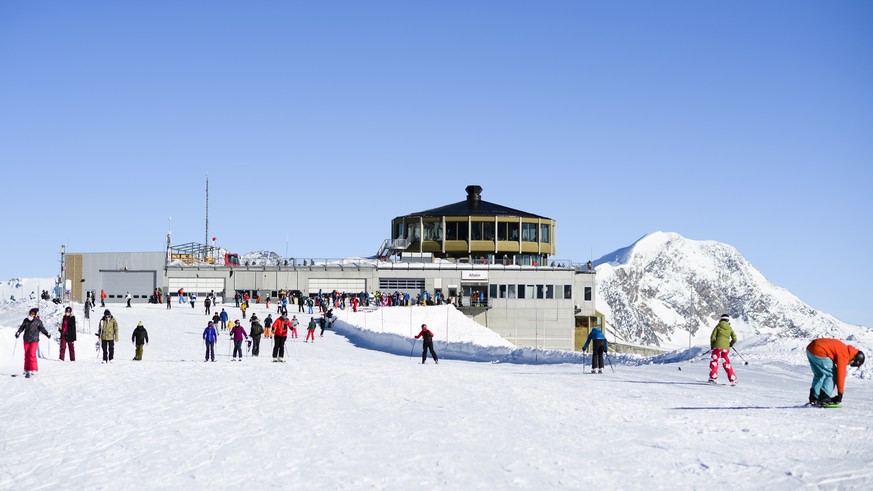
[205, 174, 209, 259]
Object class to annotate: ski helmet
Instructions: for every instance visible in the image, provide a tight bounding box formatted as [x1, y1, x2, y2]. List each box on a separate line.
[850, 350, 865, 368]
[104, 309, 111, 316]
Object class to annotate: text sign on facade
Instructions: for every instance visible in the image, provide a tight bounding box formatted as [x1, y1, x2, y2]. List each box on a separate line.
[461, 271, 489, 281]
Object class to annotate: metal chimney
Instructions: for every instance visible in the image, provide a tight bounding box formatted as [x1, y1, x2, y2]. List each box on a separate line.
[466, 185, 482, 210]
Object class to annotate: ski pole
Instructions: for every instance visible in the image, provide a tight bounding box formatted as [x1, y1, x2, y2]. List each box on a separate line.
[731, 346, 749, 365]
[409, 338, 417, 360]
[606, 352, 615, 373]
[12, 335, 19, 358]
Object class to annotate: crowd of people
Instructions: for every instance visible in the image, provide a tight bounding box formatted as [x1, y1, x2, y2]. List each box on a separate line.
[11, 300, 866, 406]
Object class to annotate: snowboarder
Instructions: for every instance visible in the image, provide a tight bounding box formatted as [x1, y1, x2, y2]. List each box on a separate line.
[125, 291, 132, 308]
[15, 308, 51, 377]
[249, 315, 264, 356]
[190, 292, 197, 309]
[415, 323, 439, 364]
[98, 309, 119, 364]
[230, 320, 248, 361]
[204, 296, 212, 315]
[806, 338, 865, 406]
[131, 321, 149, 361]
[203, 321, 218, 362]
[305, 317, 317, 342]
[58, 306, 77, 361]
[709, 314, 738, 384]
[582, 326, 608, 373]
[271, 314, 292, 361]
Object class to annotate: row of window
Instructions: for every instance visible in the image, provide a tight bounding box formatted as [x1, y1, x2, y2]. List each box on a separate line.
[487, 284, 592, 301]
[398, 221, 552, 243]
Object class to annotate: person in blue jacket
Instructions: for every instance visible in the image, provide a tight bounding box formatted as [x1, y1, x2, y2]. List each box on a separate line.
[582, 327, 608, 373]
[202, 321, 218, 362]
[219, 308, 229, 331]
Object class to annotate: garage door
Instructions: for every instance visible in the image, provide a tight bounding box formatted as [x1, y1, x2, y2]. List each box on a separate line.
[101, 271, 156, 303]
[308, 278, 366, 293]
[168, 278, 226, 296]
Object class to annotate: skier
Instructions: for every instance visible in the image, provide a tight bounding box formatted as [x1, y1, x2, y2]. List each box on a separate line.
[305, 317, 317, 342]
[166, 292, 171, 309]
[178, 288, 185, 305]
[806, 338, 865, 406]
[15, 308, 51, 378]
[240, 300, 248, 319]
[97, 309, 119, 364]
[271, 314, 292, 361]
[203, 321, 218, 362]
[211, 312, 221, 329]
[709, 314, 738, 384]
[263, 314, 273, 338]
[189, 292, 197, 309]
[290, 315, 299, 339]
[58, 306, 77, 362]
[414, 323, 439, 364]
[204, 296, 212, 315]
[125, 291, 132, 308]
[249, 314, 264, 356]
[84, 300, 91, 319]
[582, 326, 608, 374]
[131, 321, 149, 361]
[100, 289, 106, 307]
[229, 320, 248, 361]
[219, 308, 229, 331]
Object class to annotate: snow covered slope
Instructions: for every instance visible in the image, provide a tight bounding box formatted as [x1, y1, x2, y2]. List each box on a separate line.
[594, 232, 868, 349]
[1, 298, 872, 489]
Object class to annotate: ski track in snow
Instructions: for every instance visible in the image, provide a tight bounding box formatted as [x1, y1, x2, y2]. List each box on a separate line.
[1, 301, 871, 490]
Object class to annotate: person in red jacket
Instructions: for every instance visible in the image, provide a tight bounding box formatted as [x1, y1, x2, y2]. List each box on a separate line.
[414, 324, 439, 365]
[806, 338, 865, 405]
[271, 314, 292, 362]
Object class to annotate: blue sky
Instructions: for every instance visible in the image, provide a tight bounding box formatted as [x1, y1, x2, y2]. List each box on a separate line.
[1, 1, 871, 326]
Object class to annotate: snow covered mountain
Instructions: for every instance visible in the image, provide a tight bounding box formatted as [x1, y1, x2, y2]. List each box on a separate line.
[594, 232, 864, 348]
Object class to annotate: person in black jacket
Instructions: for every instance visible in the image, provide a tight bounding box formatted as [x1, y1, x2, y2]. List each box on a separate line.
[15, 308, 51, 377]
[249, 314, 264, 356]
[58, 306, 77, 361]
[131, 322, 149, 361]
[414, 324, 439, 365]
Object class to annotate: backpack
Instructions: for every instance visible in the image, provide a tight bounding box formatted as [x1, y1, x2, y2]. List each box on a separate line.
[251, 321, 263, 337]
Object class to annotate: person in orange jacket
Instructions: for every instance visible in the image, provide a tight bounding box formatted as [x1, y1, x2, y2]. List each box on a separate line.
[806, 338, 865, 405]
[271, 314, 292, 362]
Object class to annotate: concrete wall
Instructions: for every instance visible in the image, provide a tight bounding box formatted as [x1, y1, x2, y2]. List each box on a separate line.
[75, 252, 597, 351]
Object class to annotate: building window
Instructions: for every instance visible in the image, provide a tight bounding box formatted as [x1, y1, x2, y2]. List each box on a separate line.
[483, 222, 494, 241]
[379, 278, 426, 290]
[423, 222, 442, 241]
[517, 284, 526, 299]
[545, 285, 554, 299]
[499, 284, 507, 298]
[540, 224, 550, 243]
[508, 284, 516, 299]
[490, 284, 498, 298]
[472, 222, 482, 241]
[584, 286, 592, 301]
[536, 285, 544, 299]
[564, 285, 572, 299]
[446, 222, 468, 241]
[522, 223, 538, 242]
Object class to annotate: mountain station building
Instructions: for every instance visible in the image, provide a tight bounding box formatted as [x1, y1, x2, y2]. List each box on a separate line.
[65, 186, 600, 351]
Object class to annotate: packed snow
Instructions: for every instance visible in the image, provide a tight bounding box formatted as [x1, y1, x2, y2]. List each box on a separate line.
[1, 294, 872, 490]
